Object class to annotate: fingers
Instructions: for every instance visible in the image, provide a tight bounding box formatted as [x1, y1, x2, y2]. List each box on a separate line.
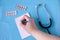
[24, 15, 34, 22]
[22, 15, 33, 22]
[20, 15, 34, 26]
[20, 15, 30, 21]
[24, 15, 31, 21]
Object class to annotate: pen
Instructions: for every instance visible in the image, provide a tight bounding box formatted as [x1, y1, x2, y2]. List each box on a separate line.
[22, 19, 30, 23]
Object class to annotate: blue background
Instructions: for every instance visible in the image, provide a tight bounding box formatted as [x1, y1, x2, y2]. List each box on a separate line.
[0, 0, 60, 40]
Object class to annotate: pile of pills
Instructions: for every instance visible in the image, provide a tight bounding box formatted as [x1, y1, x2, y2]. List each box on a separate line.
[16, 4, 27, 10]
[6, 11, 17, 16]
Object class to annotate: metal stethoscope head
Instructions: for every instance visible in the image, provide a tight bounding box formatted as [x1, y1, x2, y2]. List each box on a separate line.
[35, 3, 52, 34]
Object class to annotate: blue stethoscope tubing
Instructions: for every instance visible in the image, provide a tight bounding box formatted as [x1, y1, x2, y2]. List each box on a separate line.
[35, 3, 52, 34]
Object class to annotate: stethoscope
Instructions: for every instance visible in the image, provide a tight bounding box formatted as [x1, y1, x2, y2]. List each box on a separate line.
[35, 3, 52, 34]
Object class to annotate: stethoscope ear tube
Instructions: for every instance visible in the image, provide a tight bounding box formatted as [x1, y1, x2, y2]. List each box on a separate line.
[35, 3, 53, 34]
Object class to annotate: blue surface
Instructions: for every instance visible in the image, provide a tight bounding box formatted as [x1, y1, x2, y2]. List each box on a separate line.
[0, 0, 60, 40]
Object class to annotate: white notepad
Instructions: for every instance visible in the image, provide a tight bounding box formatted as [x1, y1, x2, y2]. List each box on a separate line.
[15, 13, 31, 39]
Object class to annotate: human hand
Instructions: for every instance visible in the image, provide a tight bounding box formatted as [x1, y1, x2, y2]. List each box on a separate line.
[20, 15, 39, 34]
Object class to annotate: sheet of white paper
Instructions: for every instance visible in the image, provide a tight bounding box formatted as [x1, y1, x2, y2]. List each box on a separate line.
[15, 13, 31, 39]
